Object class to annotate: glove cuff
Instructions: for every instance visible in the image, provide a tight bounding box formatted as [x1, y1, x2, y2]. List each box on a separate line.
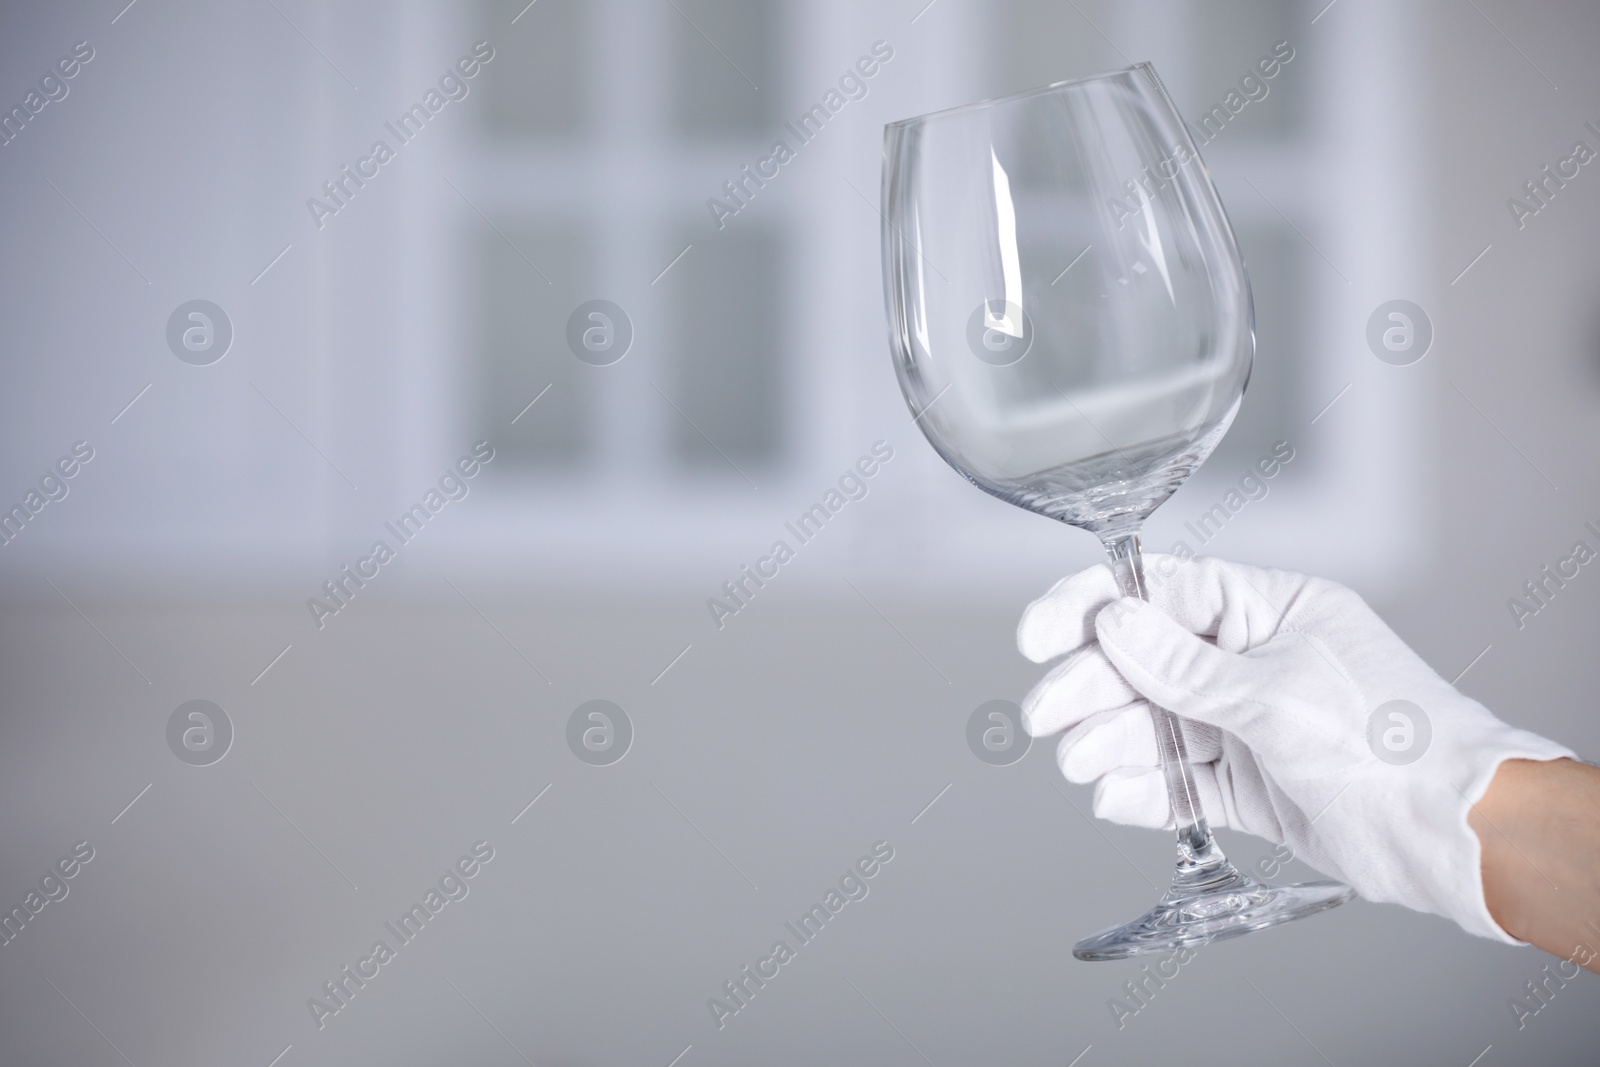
[1348, 721, 1574, 943]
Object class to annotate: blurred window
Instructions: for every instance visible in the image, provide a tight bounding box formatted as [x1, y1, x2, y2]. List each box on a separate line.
[667, 226, 784, 468]
[478, 0, 787, 478]
[670, 0, 783, 135]
[481, 224, 596, 467]
[483, 0, 590, 135]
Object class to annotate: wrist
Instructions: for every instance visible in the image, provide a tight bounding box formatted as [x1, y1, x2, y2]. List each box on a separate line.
[1473, 757, 1600, 970]
[1472, 758, 1544, 942]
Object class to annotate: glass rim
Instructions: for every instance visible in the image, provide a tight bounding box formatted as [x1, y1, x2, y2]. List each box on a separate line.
[884, 61, 1156, 131]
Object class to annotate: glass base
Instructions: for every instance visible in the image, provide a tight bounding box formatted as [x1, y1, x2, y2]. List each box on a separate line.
[1073, 861, 1354, 961]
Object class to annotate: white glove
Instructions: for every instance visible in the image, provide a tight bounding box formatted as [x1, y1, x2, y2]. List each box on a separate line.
[1017, 554, 1575, 942]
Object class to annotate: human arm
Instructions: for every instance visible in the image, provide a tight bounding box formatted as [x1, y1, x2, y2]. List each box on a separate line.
[1017, 554, 1581, 953]
[1474, 756, 1600, 974]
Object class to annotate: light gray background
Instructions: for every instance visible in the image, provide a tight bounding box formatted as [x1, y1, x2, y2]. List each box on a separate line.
[1, 1, 1597, 1065]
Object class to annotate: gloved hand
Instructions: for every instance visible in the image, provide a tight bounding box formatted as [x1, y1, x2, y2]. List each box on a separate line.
[1017, 554, 1575, 942]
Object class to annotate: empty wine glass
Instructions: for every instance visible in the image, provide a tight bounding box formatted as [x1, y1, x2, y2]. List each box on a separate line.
[880, 63, 1352, 960]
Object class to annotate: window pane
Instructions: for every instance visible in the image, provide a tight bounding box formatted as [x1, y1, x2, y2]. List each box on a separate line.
[670, 0, 780, 135]
[1192, 0, 1309, 142]
[479, 224, 595, 466]
[991, 0, 1110, 97]
[667, 227, 783, 468]
[482, 0, 590, 135]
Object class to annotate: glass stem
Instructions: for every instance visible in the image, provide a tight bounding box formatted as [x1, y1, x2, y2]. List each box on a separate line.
[1102, 531, 1233, 882]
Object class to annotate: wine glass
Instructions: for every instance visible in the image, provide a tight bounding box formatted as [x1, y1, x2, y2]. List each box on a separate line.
[880, 63, 1353, 960]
